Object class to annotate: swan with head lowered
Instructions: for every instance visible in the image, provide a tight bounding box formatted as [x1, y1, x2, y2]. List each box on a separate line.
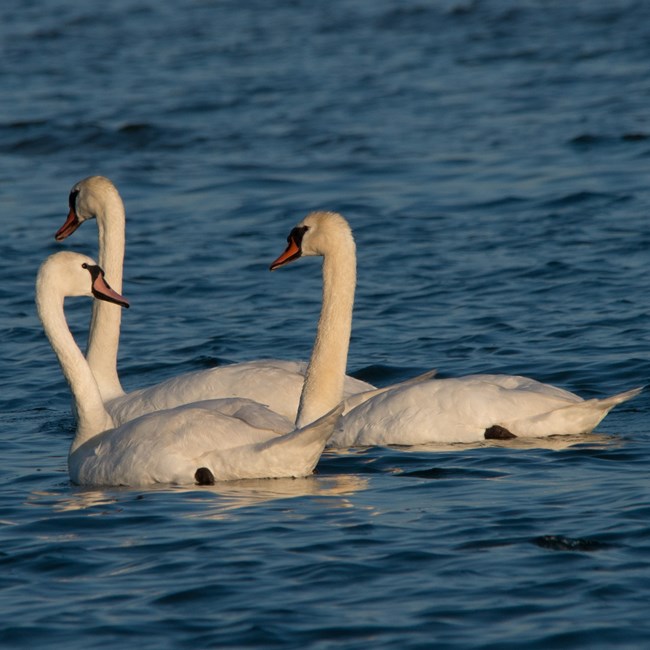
[54, 176, 373, 424]
[270, 211, 643, 445]
[37, 251, 343, 486]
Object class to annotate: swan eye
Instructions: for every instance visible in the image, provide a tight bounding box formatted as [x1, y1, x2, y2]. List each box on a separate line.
[81, 263, 104, 279]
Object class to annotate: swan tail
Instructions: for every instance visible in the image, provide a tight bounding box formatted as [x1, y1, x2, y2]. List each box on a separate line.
[199, 404, 343, 481]
[501, 386, 644, 438]
[589, 386, 644, 409]
[341, 368, 437, 414]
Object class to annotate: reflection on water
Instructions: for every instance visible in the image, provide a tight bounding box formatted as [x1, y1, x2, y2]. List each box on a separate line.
[184, 474, 369, 518]
[397, 432, 616, 454]
[328, 432, 615, 455]
[29, 473, 369, 517]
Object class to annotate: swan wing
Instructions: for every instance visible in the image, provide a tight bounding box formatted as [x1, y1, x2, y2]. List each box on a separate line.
[107, 359, 373, 425]
[341, 368, 438, 414]
[201, 404, 343, 481]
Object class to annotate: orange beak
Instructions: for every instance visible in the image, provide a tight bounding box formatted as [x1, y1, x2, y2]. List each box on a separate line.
[90, 266, 130, 309]
[55, 208, 81, 241]
[270, 237, 302, 271]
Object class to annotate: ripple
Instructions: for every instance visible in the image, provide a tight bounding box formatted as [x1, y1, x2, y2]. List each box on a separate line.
[569, 132, 650, 147]
[398, 467, 509, 480]
[533, 535, 611, 552]
[0, 119, 196, 156]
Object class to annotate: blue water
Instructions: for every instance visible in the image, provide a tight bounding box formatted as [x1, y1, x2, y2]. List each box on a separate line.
[1, 0, 649, 647]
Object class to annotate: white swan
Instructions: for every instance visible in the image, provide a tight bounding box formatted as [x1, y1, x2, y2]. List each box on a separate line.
[37, 251, 342, 486]
[270, 211, 643, 445]
[54, 176, 373, 423]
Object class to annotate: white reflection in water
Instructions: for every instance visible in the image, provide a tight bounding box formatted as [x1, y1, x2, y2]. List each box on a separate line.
[29, 473, 369, 518]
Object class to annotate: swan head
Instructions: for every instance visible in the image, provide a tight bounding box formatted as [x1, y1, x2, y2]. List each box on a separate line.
[55, 176, 120, 241]
[270, 211, 354, 270]
[37, 251, 130, 308]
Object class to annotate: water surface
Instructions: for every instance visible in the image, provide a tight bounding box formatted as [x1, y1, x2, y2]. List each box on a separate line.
[1, 1, 649, 648]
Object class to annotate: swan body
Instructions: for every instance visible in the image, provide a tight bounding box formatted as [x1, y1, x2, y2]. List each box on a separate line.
[271, 212, 642, 445]
[333, 375, 642, 446]
[103, 358, 368, 425]
[37, 251, 341, 486]
[55, 176, 373, 423]
[70, 397, 340, 486]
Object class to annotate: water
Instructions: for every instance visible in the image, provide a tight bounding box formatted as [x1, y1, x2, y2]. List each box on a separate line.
[1, 0, 649, 647]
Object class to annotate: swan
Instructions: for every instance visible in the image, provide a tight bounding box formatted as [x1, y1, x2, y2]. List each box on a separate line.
[36, 251, 342, 486]
[54, 175, 373, 423]
[270, 211, 643, 445]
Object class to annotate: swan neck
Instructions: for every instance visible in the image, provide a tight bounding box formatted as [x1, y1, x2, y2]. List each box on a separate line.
[86, 193, 126, 401]
[38, 288, 114, 451]
[296, 245, 356, 427]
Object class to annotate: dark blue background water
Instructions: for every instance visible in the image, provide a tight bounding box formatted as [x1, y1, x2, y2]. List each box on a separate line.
[1, 1, 649, 647]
